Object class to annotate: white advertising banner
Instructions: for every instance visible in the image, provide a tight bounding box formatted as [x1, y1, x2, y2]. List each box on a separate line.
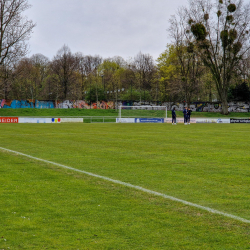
[61, 118, 83, 123]
[19, 118, 52, 123]
[18, 118, 61, 123]
[116, 118, 135, 123]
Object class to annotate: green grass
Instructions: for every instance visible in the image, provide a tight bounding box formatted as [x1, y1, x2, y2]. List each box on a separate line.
[0, 108, 249, 118]
[0, 123, 250, 249]
[0, 108, 119, 117]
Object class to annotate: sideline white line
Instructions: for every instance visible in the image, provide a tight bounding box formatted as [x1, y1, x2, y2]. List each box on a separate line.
[1, 146, 250, 224]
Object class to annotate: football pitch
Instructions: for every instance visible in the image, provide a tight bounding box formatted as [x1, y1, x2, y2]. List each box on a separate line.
[1, 123, 250, 249]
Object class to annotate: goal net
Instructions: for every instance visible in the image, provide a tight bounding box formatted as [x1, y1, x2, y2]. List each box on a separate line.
[118, 106, 167, 119]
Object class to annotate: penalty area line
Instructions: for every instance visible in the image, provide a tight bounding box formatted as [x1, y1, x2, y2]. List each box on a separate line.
[1, 146, 250, 224]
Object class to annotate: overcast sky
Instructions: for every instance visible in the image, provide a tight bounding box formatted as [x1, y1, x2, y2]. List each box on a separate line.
[25, 0, 188, 61]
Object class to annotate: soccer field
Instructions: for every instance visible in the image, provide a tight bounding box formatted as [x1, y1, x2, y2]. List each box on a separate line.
[1, 123, 250, 249]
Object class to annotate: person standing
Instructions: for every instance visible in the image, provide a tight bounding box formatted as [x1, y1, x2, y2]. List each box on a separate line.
[187, 108, 192, 124]
[172, 107, 176, 125]
[183, 107, 188, 125]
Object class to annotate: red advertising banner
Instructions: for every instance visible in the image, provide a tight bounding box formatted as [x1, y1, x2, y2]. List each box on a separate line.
[0, 117, 19, 123]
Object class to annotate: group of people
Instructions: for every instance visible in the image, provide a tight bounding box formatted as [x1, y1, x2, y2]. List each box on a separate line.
[171, 107, 192, 125]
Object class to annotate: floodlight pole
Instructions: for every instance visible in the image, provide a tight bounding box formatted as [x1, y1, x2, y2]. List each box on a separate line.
[119, 105, 121, 119]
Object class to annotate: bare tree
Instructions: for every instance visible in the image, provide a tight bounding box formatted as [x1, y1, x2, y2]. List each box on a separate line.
[0, 0, 36, 66]
[134, 52, 156, 103]
[83, 55, 102, 76]
[184, 0, 250, 114]
[75, 53, 102, 100]
[168, 8, 209, 105]
[50, 45, 79, 100]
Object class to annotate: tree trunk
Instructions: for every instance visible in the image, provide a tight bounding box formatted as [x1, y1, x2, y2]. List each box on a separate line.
[221, 95, 229, 115]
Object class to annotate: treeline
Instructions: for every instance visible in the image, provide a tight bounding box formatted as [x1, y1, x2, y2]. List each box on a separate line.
[0, 46, 158, 103]
[0, 44, 249, 104]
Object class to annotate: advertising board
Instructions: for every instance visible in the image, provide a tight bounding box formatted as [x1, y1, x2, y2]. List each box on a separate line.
[135, 118, 164, 123]
[230, 118, 250, 123]
[61, 118, 83, 123]
[217, 119, 230, 123]
[165, 118, 196, 123]
[19, 118, 52, 123]
[196, 118, 217, 123]
[18, 118, 61, 123]
[0, 117, 19, 123]
[116, 118, 135, 123]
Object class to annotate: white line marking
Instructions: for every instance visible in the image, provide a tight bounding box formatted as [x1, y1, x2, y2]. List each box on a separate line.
[1, 146, 250, 224]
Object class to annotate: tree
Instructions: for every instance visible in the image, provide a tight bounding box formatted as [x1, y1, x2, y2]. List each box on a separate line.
[0, 0, 36, 66]
[237, 49, 250, 83]
[29, 54, 50, 99]
[98, 60, 124, 107]
[50, 45, 79, 100]
[85, 87, 105, 103]
[157, 45, 180, 102]
[120, 89, 151, 101]
[228, 81, 250, 101]
[157, 42, 206, 103]
[0, 62, 12, 99]
[168, 7, 211, 105]
[134, 52, 156, 103]
[184, 0, 250, 114]
[77, 54, 102, 100]
[11, 57, 35, 99]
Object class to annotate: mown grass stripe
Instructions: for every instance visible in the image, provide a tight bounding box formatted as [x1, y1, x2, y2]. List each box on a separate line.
[1, 146, 250, 224]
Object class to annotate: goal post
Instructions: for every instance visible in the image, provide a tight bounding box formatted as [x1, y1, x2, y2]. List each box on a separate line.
[118, 105, 167, 120]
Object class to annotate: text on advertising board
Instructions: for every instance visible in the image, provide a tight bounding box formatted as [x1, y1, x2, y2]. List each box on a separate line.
[0, 117, 19, 123]
[230, 118, 250, 123]
[135, 118, 164, 123]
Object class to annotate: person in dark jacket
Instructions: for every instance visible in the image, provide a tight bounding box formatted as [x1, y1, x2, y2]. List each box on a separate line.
[183, 107, 188, 125]
[172, 107, 176, 125]
[187, 108, 192, 124]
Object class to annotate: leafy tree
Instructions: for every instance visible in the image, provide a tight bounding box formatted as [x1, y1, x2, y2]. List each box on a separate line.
[157, 45, 180, 102]
[98, 60, 124, 104]
[85, 87, 105, 103]
[157, 43, 205, 103]
[120, 89, 151, 101]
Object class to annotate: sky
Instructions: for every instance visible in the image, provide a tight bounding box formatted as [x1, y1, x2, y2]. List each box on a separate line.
[25, 0, 188, 61]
